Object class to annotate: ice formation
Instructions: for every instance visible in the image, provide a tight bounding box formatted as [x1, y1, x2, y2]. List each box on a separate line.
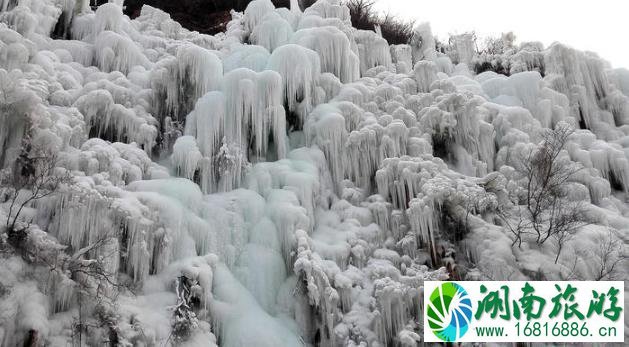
[0, 0, 628, 346]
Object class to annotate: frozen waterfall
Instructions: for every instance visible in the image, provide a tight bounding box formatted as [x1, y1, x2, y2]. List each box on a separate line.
[0, 0, 628, 346]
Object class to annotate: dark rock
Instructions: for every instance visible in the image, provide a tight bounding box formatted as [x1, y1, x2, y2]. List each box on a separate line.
[122, 1, 314, 35]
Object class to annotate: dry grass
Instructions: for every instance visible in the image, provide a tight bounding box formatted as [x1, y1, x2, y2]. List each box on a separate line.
[346, 0, 414, 45]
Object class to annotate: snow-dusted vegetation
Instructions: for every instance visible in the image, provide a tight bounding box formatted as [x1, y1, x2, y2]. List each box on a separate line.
[0, 0, 627, 346]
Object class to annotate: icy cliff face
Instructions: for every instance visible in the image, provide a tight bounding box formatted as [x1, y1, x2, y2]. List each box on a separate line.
[0, 0, 628, 346]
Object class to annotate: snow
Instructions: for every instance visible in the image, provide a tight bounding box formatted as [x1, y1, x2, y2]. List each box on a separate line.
[0, 0, 628, 346]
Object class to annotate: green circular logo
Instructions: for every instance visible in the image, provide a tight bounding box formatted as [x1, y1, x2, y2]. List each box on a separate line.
[427, 282, 473, 342]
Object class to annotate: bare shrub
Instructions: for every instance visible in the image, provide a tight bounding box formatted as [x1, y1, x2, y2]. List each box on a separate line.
[498, 124, 589, 259]
[593, 229, 627, 280]
[523, 125, 587, 244]
[2, 140, 72, 247]
[379, 12, 415, 45]
[346, 0, 414, 45]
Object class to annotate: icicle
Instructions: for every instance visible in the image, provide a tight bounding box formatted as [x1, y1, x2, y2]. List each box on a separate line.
[255, 69, 286, 159]
[176, 45, 223, 104]
[414, 62, 438, 95]
[223, 44, 271, 73]
[305, 104, 347, 192]
[303, 0, 351, 23]
[94, 2, 125, 35]
[355, 29, 393, 75]
[292, 26, 359, 83]
[236, 243, 287, 313]
[407, 197, 439, 264]
[6, 0, 629, 344]
[94, 30, 151, 74]
[373, 277, 411, 344]
[250, 12, 293, 52]
[267, 43, 321, 127]
[391, 44, 412, 74]
[185, 91, 225, 157]
[290, 0, 301, 12]
[152, 45, 223, 123]
[411, 22, 436, 63]
[222, 68, 258, 150]
[172, 136, 202, 180]
[448, 33, 476, 66]
[243, 0, 276, 33]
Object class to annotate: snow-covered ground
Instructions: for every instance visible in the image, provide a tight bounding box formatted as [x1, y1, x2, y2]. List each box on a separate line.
[0, 0, 627, 346]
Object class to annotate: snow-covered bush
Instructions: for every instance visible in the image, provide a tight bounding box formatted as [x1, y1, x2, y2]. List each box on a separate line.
[171, 276, 200, 342]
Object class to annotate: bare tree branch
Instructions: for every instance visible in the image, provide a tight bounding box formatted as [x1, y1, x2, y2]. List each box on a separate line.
[501, 124, 589, 264]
